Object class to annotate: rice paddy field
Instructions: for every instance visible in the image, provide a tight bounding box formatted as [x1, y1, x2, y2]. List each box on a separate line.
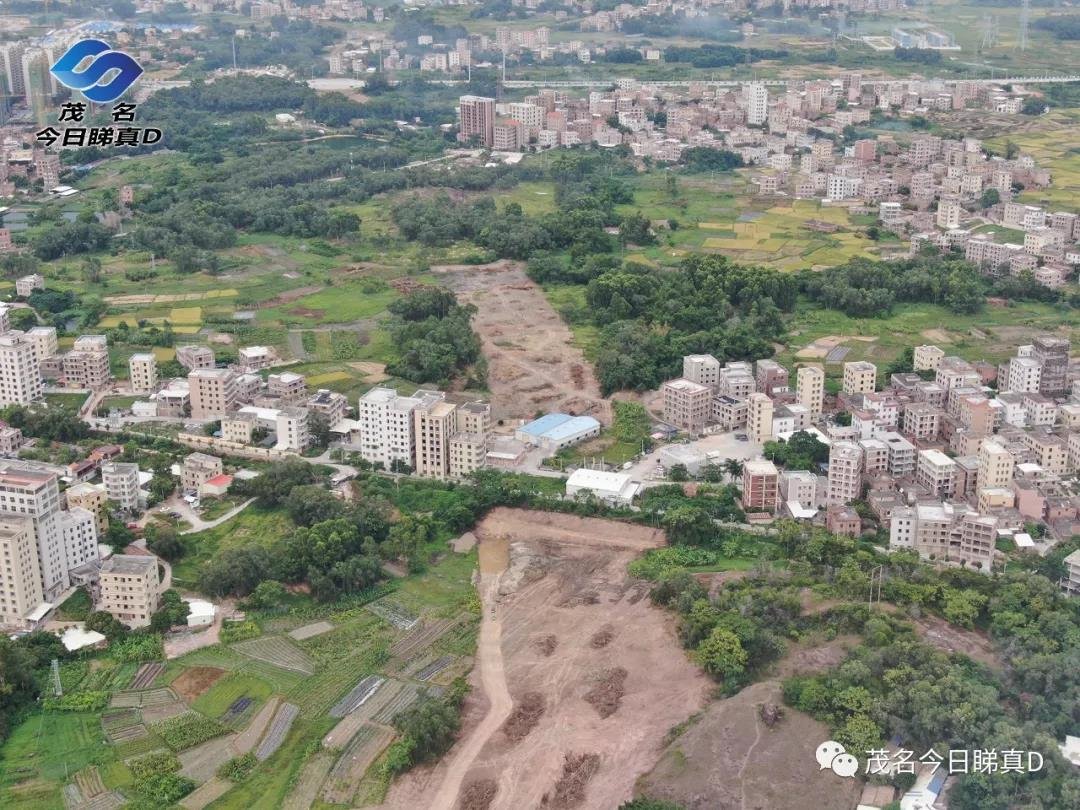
[0, 542, 480, 810]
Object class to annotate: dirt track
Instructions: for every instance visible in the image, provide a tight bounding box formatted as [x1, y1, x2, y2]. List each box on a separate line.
[431, 261, 611, 424]
[380, 508, 705, 810]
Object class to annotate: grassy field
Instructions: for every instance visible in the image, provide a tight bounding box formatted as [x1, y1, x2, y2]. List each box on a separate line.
[777, 299, 1080, 385]
[171, 505, 294, 588]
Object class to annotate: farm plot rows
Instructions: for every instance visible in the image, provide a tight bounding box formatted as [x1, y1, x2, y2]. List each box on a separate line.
[282, 752, 335, 810]
[329, 675, 385, 719]
[366, 598, 418, 630]
[320, 724, 395, 806]
[415, 655, 455, 682]
[389, 616, 464, 662]
[177, 646, 305, 692]
[109, 687, 178, 708]
[233, 636, 315, 675]
[128, 662, 165, 690]
[150, 711, 228, 752]
[256, 702, 299, 761]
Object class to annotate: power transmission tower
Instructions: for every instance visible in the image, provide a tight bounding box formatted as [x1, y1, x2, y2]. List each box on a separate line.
[981, 15, 999, 50]
[1019, 0, 1030, 51]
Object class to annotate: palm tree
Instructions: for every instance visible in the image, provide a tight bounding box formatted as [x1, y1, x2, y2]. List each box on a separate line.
[725, 458, 744, 483]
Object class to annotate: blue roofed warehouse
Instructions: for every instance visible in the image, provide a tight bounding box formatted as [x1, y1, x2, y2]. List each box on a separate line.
[514, 413, 602, 452]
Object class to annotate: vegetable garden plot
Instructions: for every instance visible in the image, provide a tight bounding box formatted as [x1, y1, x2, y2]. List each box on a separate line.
[109, 687, 178, 708]
[287, 620, 334, 641]
[233, 636, 315, 675]
[415, 655, 455, 682]
[366, 598, 418, 630]
[320, 724, 395, 806]
[328, 675, 385, 719]
[222, 696, 254, 724]
[282, 752, 334, 810]
[371, 681, 427, 725]
[128, 662, 165, 690]
[256, 702, 299, 761]
[388, 616, 463, 661]
[150, 711, 228, 752]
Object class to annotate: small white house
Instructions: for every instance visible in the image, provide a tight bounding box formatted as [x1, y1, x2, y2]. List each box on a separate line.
[184, 598, 216, 627]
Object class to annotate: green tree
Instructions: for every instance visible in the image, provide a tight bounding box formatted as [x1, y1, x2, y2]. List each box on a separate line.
[146, 524, 184, 561]
[696, 626, 748, 680]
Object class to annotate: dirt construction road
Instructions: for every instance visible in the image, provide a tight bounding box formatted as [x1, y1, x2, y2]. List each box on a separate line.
[427, 574, 513, 810]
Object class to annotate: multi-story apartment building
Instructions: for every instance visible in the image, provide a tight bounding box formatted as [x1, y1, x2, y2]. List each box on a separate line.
[413, 391, 458, 479]
[358, 386, 422, 470]
[827, 441, 862, 506]
[889, 504, 995, 572]
[843, 361, 877, 395]
[977, 438, 1015, 493]
[913, 345, 945, 371]
[935, 356, 981, 391]
[182, 453, 224, 494]
[1001, 356, 1042, 394]
[188, 368, 238, 420]
[916, 449, 957, 498]
[128, 353, 158, 395]
[25, 326, 57, 364]
[796, 365, 824, 419]
[683, 354, 721, 388]
[1031, 336, 1069, 398]
[742, 459, 779, 512]
[101, 462, 141, 513]
[176, 345, 215, 371]
[0, 462, 80, 601]
[0, 516, 43, 630]
[267, 372, 307, 402]
[98, 555, 160, 629]
[882, 432, 916, 477]
[0, 333, 44, 406]
[307, 389, 348, 426]
[747, 393, 774, 444]
[63, 335, 110, 389]
[274, 408, 310, 452]
[64, 482, 108, 535]
[449, 402, 491, 479]
[1062, 549, 1080, 597]
[755, 360, 789, 396]
[902, 402, 942, 441]
[662, 378, 712, 435]
[718, 363, 756, 399]
[60, 508, 98, 572]
[459, 95, 496, 146]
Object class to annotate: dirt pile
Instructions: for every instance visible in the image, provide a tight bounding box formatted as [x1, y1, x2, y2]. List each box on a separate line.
[458, 779, 497, 810]
[533, 635, 557, 656]
[584, 668, 627, 719]
[589, 627, 614, 649]
[502, 692, 545, 743]
[497, 542, 548, 595]
[544, 753, 601, 809]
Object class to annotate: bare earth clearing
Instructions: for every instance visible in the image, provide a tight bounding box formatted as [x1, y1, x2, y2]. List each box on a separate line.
[431, 262, 610, 424]
[639, 679, 861, 810]
[380, 508, 708, 810]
